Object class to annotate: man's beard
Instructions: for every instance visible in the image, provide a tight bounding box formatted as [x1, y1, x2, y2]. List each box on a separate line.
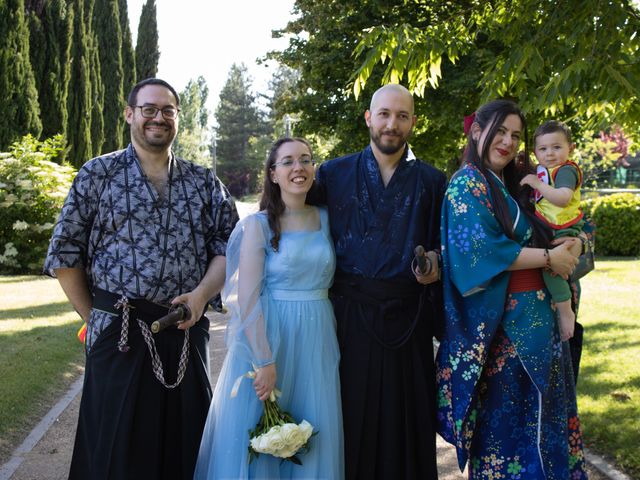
[131, 121, 176, 152]
[369, 127, 410, 155]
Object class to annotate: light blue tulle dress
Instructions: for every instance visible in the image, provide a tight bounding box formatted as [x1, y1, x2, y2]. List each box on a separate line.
[194, 208, 344, 480]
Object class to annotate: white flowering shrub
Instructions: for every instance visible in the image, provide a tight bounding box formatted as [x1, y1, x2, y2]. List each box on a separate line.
[0, 135, 76, 273]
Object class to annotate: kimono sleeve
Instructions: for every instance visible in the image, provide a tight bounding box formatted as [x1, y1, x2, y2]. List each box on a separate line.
[223, 214, 278, 367]
[43, 166, 99, 277]
[443, 167, 522, 297]
[206, 174, 239, 259]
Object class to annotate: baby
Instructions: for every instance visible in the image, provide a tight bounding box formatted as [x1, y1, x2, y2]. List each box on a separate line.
[521, 120, 584, 341]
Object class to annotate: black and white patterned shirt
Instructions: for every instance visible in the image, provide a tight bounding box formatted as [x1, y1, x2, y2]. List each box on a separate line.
[44, 145, 238, 347]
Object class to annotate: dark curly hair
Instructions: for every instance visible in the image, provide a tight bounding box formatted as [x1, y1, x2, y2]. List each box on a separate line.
[259, 137, 313, 251]
[533, 120, 572, 145]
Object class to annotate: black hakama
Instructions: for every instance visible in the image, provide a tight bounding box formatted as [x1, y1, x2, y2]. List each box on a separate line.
[68, 295, 212, 480]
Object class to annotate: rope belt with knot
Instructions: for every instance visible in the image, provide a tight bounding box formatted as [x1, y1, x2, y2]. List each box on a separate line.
[114, 294, 190, 389]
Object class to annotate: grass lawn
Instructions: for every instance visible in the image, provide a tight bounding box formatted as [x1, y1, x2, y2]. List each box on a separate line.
[0, 261, 638, 476]
[577, 258, 640, 478]
[0, 275, 84, 464]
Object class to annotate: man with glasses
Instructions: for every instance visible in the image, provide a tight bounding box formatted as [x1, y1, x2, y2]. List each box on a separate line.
[309, 84, 447, 479]
[45, 78, 238, 479]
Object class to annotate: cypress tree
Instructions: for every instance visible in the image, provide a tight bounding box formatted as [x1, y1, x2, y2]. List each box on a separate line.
[85, 0, 104, 156]
[0, 0, 42, 150]
[135, 0, 159, 81]
[66, 0, 93, 166]
[93, 0, 123, 152]
[118, 0, 136, 145]
[27, 0, 73, 141]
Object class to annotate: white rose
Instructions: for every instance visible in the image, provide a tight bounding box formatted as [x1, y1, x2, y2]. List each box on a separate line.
[279, 423, 304, 454]
[264, 426, 286, 452]
[298, 420, 314, 443]
[276, 446, 298, 459]
[251, 431, 276, 455]
[250, 433, 268, 454]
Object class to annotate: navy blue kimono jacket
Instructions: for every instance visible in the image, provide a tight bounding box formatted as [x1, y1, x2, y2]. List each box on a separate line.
[311, 144, 447, 480]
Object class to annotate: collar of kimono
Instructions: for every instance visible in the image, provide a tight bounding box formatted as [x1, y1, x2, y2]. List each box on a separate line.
[406, 146, 416, 162]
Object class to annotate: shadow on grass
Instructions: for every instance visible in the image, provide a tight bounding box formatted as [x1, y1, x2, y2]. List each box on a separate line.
[578, 364, 640, 395]
[580, 321, 640, 352]
[0, 301, 75, 321]
[0, 321, 85, 463]
[577, 319, 640, 477]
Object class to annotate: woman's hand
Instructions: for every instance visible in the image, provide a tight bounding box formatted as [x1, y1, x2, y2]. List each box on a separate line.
[548, 241, 579, 278]
[254, 363, 277, 401]
[552, 236, 582, 257]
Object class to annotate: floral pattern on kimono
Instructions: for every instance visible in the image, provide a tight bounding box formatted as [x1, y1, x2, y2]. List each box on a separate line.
[436, 163, 587, 479]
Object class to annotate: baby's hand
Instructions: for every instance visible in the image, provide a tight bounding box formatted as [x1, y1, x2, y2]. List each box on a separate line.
[520, 173, 539, 188]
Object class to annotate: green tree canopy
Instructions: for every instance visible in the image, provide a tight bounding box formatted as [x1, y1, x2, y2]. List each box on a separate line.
[268, 2, 414, 162]
[270, 0, 640, 172]
[173, 76, 211, 167]
[353, 0, 640, 134]
[215, 63, 271, 196]
[86, 0, 104, 156]
[118, 0, 136, 145]
[27, 0, 72, 143]
[66, 0, 93, 166]
[135, 0, 159, 81]
[93, 0, 124, 153]
[267, 65, 301, 138]
[0, 0, 42, 150]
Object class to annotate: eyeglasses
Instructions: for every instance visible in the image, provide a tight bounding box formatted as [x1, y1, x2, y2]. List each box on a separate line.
[273, 156, 315, 168]
[133, 105, 180, 120]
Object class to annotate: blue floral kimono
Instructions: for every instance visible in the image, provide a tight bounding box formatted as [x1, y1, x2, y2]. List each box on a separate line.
[436, 163, 587, 479]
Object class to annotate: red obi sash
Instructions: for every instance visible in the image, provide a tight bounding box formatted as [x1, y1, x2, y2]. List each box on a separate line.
[507, 269, 545, 293]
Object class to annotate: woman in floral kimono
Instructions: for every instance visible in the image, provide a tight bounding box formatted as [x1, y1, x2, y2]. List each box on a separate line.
[436, 100, 588, 479]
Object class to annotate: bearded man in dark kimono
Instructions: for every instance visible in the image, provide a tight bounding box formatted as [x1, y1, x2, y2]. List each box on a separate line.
[310, 84, 447, 479]
[44, 78, 238, 480]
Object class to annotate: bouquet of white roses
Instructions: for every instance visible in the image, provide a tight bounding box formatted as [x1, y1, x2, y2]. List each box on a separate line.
[248, 396, 316, 465]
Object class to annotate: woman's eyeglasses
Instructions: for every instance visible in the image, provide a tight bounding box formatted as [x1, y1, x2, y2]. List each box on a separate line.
[273, 157, 315, 168]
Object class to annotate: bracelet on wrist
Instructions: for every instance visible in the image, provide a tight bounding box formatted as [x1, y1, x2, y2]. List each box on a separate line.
[543, 248, 551, 269]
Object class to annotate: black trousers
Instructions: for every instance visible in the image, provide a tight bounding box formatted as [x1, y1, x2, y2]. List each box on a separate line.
[331, 274, 439, 480]
[69, 289, 212, 480]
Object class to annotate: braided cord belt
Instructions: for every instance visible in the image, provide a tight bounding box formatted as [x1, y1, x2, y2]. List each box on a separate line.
[115, 295, 190, 389]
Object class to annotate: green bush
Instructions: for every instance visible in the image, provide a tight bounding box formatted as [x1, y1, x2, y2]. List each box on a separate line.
[581, 193, 640, 256]
[0, 135, 76, 273]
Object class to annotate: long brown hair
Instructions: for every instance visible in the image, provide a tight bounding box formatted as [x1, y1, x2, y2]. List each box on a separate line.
[259, 137, 313, 251]
[463, 99, 551, 247]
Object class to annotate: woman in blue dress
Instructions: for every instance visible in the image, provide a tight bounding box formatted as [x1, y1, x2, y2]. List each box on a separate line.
[194, 138, 344, 479]
[436, 100, 588, 479]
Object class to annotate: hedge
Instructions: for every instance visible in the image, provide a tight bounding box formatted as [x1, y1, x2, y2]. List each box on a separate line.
[581, 193, 640, 257]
